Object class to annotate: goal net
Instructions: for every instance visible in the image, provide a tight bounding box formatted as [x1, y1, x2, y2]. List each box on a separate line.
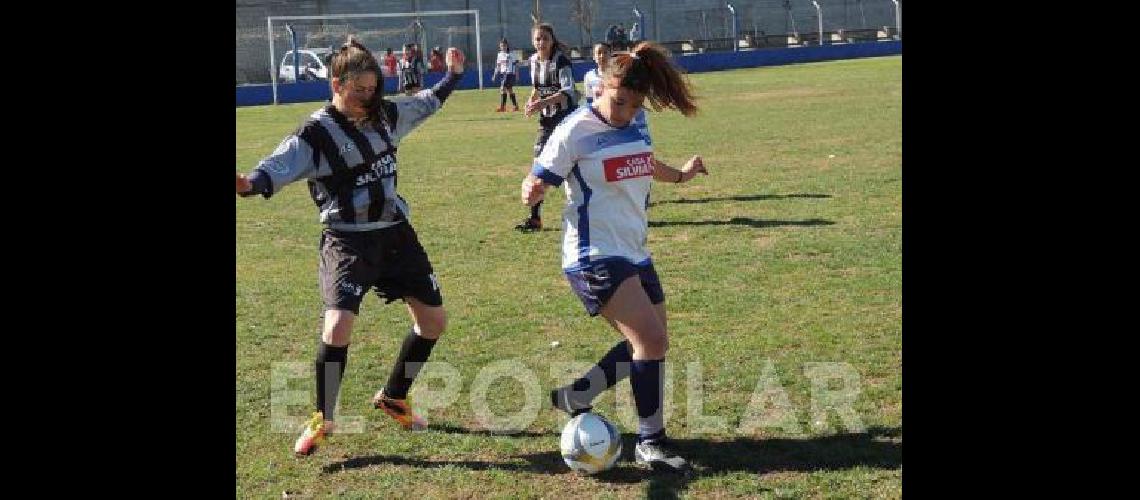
[265, 10, 484, 104]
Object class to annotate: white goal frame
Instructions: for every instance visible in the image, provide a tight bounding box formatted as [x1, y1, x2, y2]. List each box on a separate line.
[268, 10, 484, 105]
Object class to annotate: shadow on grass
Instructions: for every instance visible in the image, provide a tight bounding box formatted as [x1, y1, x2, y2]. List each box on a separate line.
[428, 423, 556, 438]
[648, 217, 834, 228]
[321, 426, 902, 498]
[650, 193, 832, 207]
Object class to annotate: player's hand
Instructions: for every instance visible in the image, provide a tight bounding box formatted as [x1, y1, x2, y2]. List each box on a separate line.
[680, 155, 708, 182]
[446, 47, 465, 75]
[236, 172, 252, 195]
[524, 99, 542, 117]
[522, 174, 546, 206]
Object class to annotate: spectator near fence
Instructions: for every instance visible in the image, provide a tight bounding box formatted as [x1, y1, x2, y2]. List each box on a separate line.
[429, 47, 445, 73]
[629, 22, 641, 45]
[382, 48, 397, 78]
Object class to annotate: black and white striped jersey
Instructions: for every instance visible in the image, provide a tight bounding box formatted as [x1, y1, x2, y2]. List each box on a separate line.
[529, 50, 577, 122]
[247, 90, 443, 231]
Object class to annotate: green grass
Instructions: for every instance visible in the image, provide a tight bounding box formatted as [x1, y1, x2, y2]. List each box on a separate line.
[237, 55, 901, 499]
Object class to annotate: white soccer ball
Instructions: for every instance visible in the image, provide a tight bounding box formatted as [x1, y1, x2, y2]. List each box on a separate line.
[560, 412, 622, 474]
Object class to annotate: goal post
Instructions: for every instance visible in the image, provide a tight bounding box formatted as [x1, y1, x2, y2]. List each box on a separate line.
[267, 10, 483, 105]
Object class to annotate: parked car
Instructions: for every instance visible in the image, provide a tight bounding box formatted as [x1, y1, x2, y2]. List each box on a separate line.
[278, 48, 332, 82]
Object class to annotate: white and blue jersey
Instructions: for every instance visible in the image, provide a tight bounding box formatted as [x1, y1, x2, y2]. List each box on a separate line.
[583, 68, 603, 105]
[531, 105, 653, 270]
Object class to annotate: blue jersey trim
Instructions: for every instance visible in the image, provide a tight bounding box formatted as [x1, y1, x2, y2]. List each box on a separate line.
[563, 256, 649, 272]
[531, 164, 565, 187]
[571, 165, 593, 266]
[575, 125, 648, 155]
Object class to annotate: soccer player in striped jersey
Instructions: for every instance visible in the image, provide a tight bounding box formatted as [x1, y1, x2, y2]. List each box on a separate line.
[582, 42, 611, 105]
[237, 37, 466, 458]
[491, 38, 520, 112]
[516, 23, 579, 232]
[397, 43, 425, 96]
[520, 41, 707, 473]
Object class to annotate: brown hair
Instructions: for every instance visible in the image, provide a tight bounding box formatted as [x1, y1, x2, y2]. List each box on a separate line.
[532, 23, 569, 59]
[329, 36, 389, 128]
[603, 41, 698, 116]
[330, 35, 382, 84]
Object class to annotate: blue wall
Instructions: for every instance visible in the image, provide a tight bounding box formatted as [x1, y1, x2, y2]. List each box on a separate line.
[236, 41, 901, 107]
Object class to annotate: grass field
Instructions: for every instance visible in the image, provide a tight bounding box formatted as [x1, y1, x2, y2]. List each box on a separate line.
[236, 55, 902, 499]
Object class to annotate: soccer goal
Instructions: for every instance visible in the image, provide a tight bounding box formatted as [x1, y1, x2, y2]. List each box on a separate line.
[267, 10, 484, 105]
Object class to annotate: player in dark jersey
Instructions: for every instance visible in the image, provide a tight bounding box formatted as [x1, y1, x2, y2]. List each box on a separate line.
[516, 23, 578, 232]
[236, 36, 466, 458]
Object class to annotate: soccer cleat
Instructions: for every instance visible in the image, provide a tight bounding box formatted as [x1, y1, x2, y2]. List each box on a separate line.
[514, 217, 542, 232]
[550, 387, 592, 417]
[293, 411, 332, 457]
[495, 106, 506, 112]
[372, 389, 428, 431]
[512, 105, 520, 112]
[635, 437, 691, 473]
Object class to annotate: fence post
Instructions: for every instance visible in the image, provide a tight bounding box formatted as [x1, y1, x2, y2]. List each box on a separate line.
[633, 6, 644, 44]
[286, 24, 299, 83]
[889, 0, 901, 38]
[811, 0, 823, 46]
[726, 3, 738, 51]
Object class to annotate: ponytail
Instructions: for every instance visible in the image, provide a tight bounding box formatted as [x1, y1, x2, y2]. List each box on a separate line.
[605, 41, 698, 116]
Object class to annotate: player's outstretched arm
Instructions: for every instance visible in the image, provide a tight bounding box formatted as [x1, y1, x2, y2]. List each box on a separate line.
[652, 155, 708, 184]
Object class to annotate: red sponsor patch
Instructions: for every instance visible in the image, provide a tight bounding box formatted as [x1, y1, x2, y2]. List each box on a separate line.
[603, 152, 654, 182]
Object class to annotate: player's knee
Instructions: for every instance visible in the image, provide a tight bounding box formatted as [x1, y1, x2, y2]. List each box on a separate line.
[632, 330, 668, 359]
[322, 316, 354, 346]
[417, 309, 447, 339]
[648, 333, 669, 357]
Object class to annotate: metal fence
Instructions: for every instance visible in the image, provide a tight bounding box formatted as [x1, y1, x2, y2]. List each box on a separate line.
[237, 0, 901, 86]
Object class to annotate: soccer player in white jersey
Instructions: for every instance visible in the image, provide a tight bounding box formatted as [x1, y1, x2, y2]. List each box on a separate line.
[582, 42, 611, 105]
[520, 41, 707, 473]
[516, 23, 578, 232]
[491, 39, 520, 112]
[237, 37, 467, 458]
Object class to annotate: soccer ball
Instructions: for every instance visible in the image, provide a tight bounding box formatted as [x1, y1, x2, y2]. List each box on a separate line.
[560, 412, 622, 474]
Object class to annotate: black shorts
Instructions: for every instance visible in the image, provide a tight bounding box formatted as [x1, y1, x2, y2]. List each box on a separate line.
[564, 257, 665, 316]
[500, 74, 516, 91]
[402, 74, 422, 91]
[318, 223, 442, 314]
[534, 123, 557, 158]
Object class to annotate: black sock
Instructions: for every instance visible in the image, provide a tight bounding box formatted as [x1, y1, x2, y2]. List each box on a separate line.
[567, 341, 632, 404]
[530, 200, 543, 219]
[500, 93, 507, 107]
[315, 342, 349, 420]
[383, 328, 438, 399]
[630, 359, 665, 442]
[509, 93, 518, 107]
